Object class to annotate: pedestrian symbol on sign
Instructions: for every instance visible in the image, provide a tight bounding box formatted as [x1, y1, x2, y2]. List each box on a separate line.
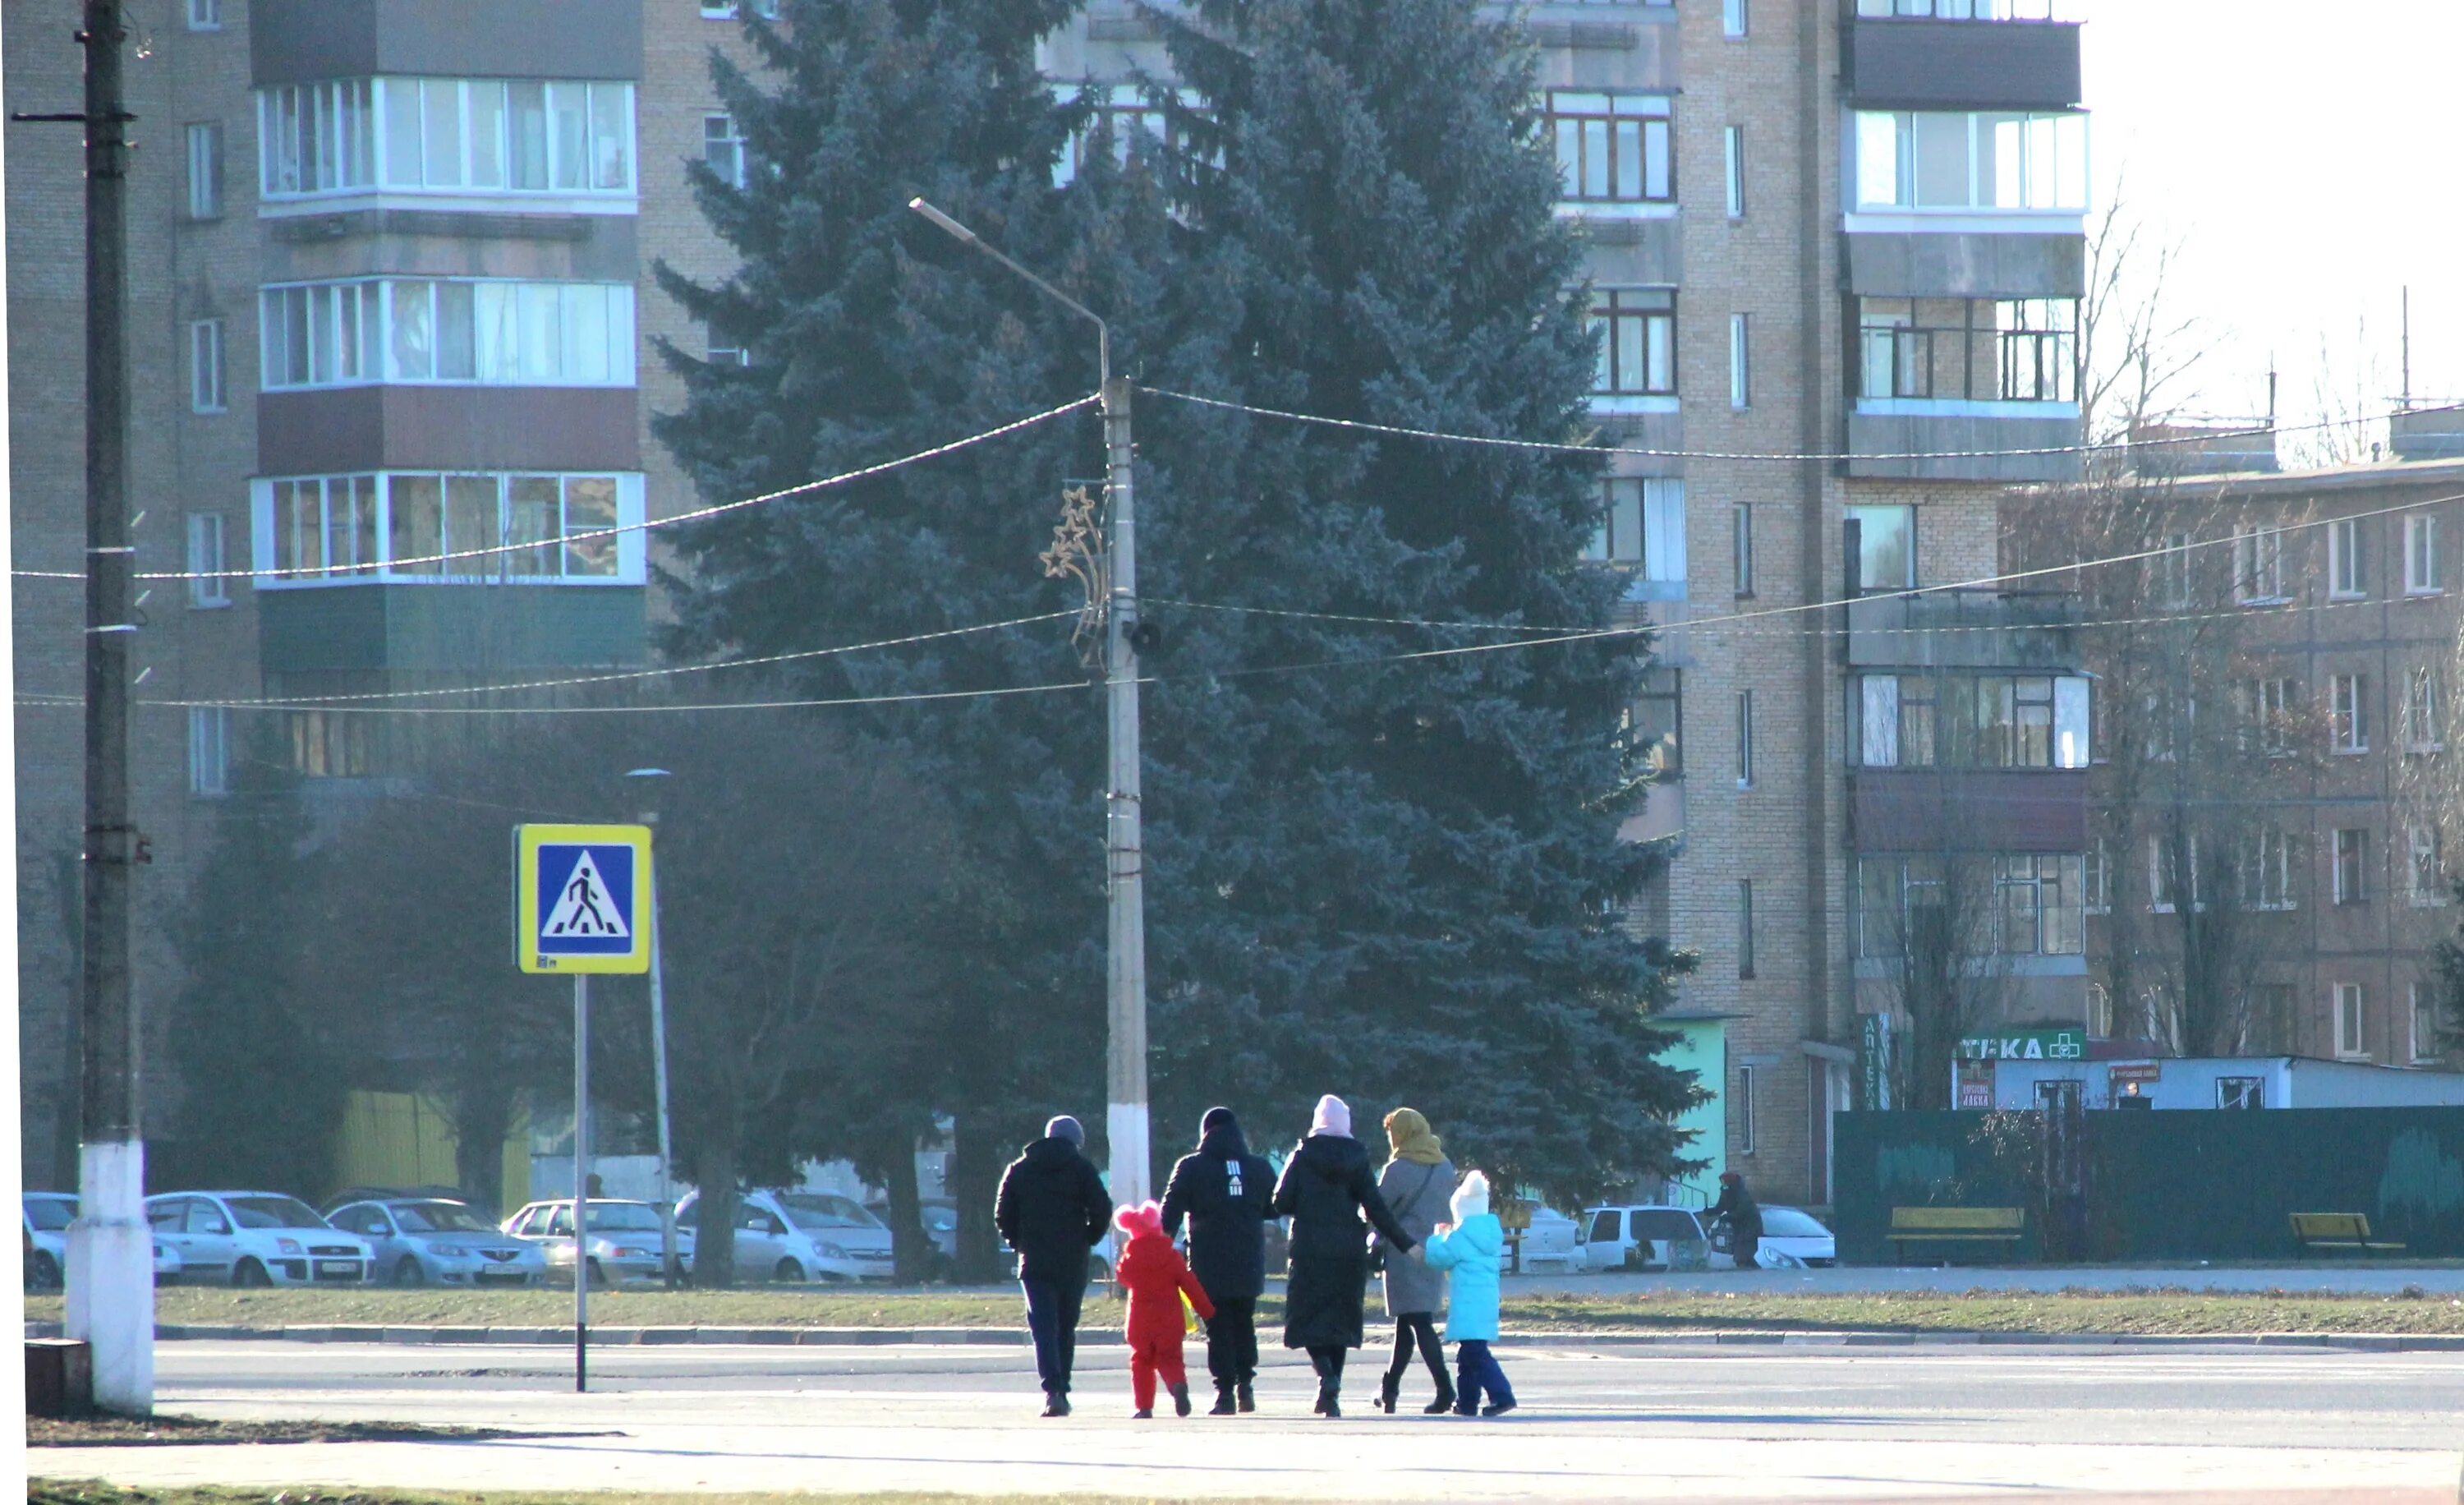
[544, 851, 628, 939]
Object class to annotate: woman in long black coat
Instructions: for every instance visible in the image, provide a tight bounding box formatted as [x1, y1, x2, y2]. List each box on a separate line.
[1271, 1093, 1416, 1418]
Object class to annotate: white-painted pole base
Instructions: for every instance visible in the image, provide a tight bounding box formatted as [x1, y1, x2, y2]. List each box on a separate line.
[1107, 1102, 1151, 1211]
[66, 1138, 153, 1414]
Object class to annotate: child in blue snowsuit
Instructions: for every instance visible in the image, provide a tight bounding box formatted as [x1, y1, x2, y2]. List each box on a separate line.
[1419, 1170, 1515, 1416]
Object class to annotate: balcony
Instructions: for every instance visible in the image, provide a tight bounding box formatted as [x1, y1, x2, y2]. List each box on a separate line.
[1849, 766, 2087, 854]
[1846, 2, 2080, 113]
[252, 0, 641, 87]
[259, 583, 646, 677]
[260, 387, 639, 476]
[1845, 587, 2080, 670]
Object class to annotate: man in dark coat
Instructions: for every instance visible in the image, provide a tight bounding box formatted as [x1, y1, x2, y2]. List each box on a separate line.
[1271, 1094, 1416, 1418]
[994, 1115, 1111, 1416]
[1161, 1106, 1274, 1415]
[1708, 1170, 1763, 1271]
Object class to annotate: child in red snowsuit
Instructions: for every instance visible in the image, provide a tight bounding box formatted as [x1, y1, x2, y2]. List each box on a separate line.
[1113, 1200, 1215, 1417]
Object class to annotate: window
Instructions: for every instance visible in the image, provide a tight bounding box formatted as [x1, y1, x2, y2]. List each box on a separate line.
[1580, 476, 1684, 580]
[1736, 1064, 1758, 1157]
[1734, 504, 1754, 596]
[186, 707, 229, 796]
[2407, 513, 2442, 594]
[1853, 854, 2082, 958]
[1858, 0, 2066, 14]
[1853, 297, 2080, 403]
[2082, 839, 2109, 914]
[262, 79, 634, 200]
[1622, 667, 1682, 780]
[2087, 982, 2113, 1038]
[1548, 91, 1673, 203]
[1853, 672, 2091, 770]
[2329, 673, 2368, 753]
[2157, 531, 2193, 608]
[703, 113, 745, 188]
[253, 471, 640, 585]
[1723, 126, 1745, 217]
[188, 0, 220, 28]
[1853, 108, 2089, 212]
[186, 513, 229, 608]
[2241, 825, 2294, 910]
[187, 319, 226, 414]
[2407, 665, 2443, 752]
[2216, 1077, 2264, 1111]
[1724, 0, 1749, 36]
[2413, 982, 2440, 1062]
[705, 323, 748, 367]
[1589, 289, 1676, 396]
[700, 0, 779, 15]
[1997, 854, 2083, 955]
[2333, 983, 2365, 1058]
[1729, 313, 1752, 409]
[289, 710, 372, 780]
[2410, 826, 2446, 905]
[1736, 690, 1754, 786]
[1738, 880, 1755, 978]
[184, 122, 223, 219]
[2236, 676, 2296, 757]
[261, 279, 636, 389]
[2328, 518, 2365, 598]
[2148, 834, 2196, 913]
[1846, 504, 1915, 592]
[1053, 82, 1207, 188]
[2333, 827, 2368, 905]
[2233, 525, 2286, 602]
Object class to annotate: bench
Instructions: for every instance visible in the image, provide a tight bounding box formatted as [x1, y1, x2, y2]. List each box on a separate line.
[1889, 1205, 2025, 1262]
[2290, 1212, 2407, 1257]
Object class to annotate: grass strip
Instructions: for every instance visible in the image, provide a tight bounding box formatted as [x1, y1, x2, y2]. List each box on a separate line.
[31, 1416, 552, 1448]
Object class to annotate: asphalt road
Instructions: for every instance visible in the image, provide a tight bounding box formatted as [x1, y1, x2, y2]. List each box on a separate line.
[30, 1339, 2464, 1503]
[1519, 1264, 2464, 1296]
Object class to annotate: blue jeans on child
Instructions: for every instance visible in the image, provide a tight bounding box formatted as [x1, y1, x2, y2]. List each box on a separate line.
[1452, 1338, 1515, 1414]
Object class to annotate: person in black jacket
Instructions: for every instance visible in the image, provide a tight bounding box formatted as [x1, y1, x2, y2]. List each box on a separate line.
[1161, 1106, 1274, 1415]
[1271, 1094, 1416, 1418]
[1708, 1170, 1763, 1272]
[994, 1115, 1112, 1416]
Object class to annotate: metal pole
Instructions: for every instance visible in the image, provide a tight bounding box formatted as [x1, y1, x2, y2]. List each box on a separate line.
[65, 0, 153, 1417]
[1101, 377, 1150, 1213]
[573, 973, 590, 1392]
[646, 858, 677, 1288]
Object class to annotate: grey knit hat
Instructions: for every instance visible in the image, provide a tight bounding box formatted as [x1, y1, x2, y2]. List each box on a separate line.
[1045, 1114, 1086, 1148]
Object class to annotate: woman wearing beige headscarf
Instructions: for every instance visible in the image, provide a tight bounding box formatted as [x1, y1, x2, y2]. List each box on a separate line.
[1372, 1107, 1456, 1414]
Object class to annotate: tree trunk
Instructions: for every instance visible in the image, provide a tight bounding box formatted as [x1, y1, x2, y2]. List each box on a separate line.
[877, 1132, 931, 1284]
[691, 1139, 739, 1289]
[949, 1114, 1007, 1283]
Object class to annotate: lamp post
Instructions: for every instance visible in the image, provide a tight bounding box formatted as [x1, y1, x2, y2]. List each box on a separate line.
[906, 199, 1150, 1210]
[625, 766, 680, 1287]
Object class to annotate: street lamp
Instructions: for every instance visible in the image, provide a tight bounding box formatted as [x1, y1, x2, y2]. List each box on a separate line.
[907, 198, 1152, 1210]
[625, 766, 681, 1287]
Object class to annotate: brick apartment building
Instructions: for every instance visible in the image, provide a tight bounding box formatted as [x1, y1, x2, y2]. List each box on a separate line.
[10, 0, 2096, 1207]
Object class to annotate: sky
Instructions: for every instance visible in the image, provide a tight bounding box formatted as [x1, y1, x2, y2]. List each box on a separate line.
[2080, 0, 2464, 456]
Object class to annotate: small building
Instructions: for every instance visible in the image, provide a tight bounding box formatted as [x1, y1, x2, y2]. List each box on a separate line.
[1992, 1054, 2464, 1112]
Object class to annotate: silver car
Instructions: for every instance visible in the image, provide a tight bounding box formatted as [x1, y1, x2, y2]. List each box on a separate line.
[328, 1199, 548, 1288]
[674, 1189, 895, 1283]
[500, 1199, 690, 1286]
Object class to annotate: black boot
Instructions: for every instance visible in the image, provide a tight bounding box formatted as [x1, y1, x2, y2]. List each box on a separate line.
[1171, 1382, 1193, 1418]
[1208, 1383, 1237, 1416]
[1423, 1378, 1457, 1415]
[1236, 1380, 1256, 1413]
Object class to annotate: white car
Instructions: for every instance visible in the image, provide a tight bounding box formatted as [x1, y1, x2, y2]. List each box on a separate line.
[675, 1189, 896, 1283]
[1513, 1204, 1584, 1271]
[329, 1198, 550, 1288]
[1712, 1204, 1837, 1269]
[501, 1199, 692, 1286]
[1579, 1204, 1716, 1273]
[24, 1191, 73, 1290]
[145, 1190, 372, 1287]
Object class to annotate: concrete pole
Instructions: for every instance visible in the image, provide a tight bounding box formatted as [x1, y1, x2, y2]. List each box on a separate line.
[572, 973, 590, 1392]
[1102, 377, 1150, 1213]
[65, 0, 154, 1416]
[646, 858, 677, 1288]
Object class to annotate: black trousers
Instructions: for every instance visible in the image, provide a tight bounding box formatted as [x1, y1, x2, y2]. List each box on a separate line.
[1204, 1296, 1259, 1388]
[1306, 1343, 1348, 1389]
[1385, 1313, 1447, 1391]
[1021, 1276, 1084, 1397]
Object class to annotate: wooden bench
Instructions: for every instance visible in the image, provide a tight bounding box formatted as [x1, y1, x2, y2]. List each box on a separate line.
[1890, 1205, 2025, 1262]
[2290, 1212, 2407, 1257]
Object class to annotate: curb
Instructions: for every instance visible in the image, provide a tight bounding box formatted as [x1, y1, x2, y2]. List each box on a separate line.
[25, 1320, 2464, 1353]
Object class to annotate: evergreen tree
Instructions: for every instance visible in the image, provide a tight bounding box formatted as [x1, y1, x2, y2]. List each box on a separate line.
[1126, 0, 1699, 1198]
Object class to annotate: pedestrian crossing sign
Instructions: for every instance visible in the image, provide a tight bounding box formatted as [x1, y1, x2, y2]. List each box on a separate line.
[515, 824, 653, 974]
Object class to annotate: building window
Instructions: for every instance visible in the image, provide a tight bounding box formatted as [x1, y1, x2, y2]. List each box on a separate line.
[2083, 838, 2109, 914]
[2333, 982, 2365, 1059]
[704, 323, 748, 367]
[2216, 1076, 2264, 1111]
[1854, 854, 2084, 959]
[1738, 880, 1755, 978]
[1858, 297, 2077, 402]
[2407, 665, 2443, 752]
[2413, 982, 2440, 1062]
[252, 471, 644, 586]
[1581, 476, 1685, 580]
[2407, 513, 2443, 595]
[186, 513, 229, 608]
[1997, 854, 2082, 955]
[2333, 827, 2368, 905]
[2240, 825, 2295, 910]
[2087, 982, 2114, 1038]
[1729, 313, 1752, 409]
[1548, 91, 1673, 204]
[1734, 503, 1754, 596]
[184, 122, 223, 219]
[2329, 673, 2368, 753]
[186, 707, 230, 796]
[2233, 524, 2287, 603]
[2234, 676, 2296, 757]
[2328, 517, 2364, 599]
[1846, 504, 1915, 593]
[1735, 690, 1755, 786]
[1724, 0, 1749, 37]
[1621, 666, 1682, 780]
[1853, 108, 2089, 212]
[187, 319, 226, 414]
[1736, 1063, 1758, 1157]
[2156, 531, 2194, 608]
[1589, 289, 1676, 396]
[1853, 672, 2094, 770]
[260, 79, 637, 200]
[289, 710, 373, 780]
[188, 0, 220, 28]
[700, 0, 779, 15]
[1723, 126, 1745, 217]
[261, 279, 637, 389]
[2410, 826, 2446, 905]
[703, 113, 746, 188]
[2148, 835, 2198, 914]
[1053, 82, 1207, 188]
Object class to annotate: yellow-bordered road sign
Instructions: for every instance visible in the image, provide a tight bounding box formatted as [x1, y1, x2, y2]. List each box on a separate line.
[515, 824, 652, 974]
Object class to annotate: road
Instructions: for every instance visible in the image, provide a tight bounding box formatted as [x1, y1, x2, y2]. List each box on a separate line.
[30, 1339, 2464, 1503]
[1515, 1264, 2464, 1296]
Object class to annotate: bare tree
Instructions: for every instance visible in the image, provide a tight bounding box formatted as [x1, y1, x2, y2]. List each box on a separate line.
[1859, 840, 2025, 1111]
[2077, 193, 2206, 453]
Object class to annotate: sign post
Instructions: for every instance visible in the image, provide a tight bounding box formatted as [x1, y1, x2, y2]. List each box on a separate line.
[515, 824, 652, 1394]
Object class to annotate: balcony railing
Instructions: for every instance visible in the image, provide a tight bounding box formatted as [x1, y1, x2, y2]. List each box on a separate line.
[1846, 587, 2081, 670]
[1855, 0, 2074, 20]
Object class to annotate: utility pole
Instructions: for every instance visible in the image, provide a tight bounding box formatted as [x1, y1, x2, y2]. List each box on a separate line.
[64, 0, 154, 1415]
[905, 200, 1150, 1209]
[625, 768, 679, 1290]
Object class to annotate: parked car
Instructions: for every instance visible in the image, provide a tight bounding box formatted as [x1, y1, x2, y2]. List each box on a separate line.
[24, 1192, 72, 1290]
[1708, 1204, 1837, 1269]
[145, 1191, 372, 1287]
[1515, 1204, 1584, 1271]
[677, 1189, 895, 1283]
[500, 1199, 692, 1287]
[866, 1197, 958, 1276]
[328, 1197, 549, 1288]
[1579, 1204, 1715, 1273]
